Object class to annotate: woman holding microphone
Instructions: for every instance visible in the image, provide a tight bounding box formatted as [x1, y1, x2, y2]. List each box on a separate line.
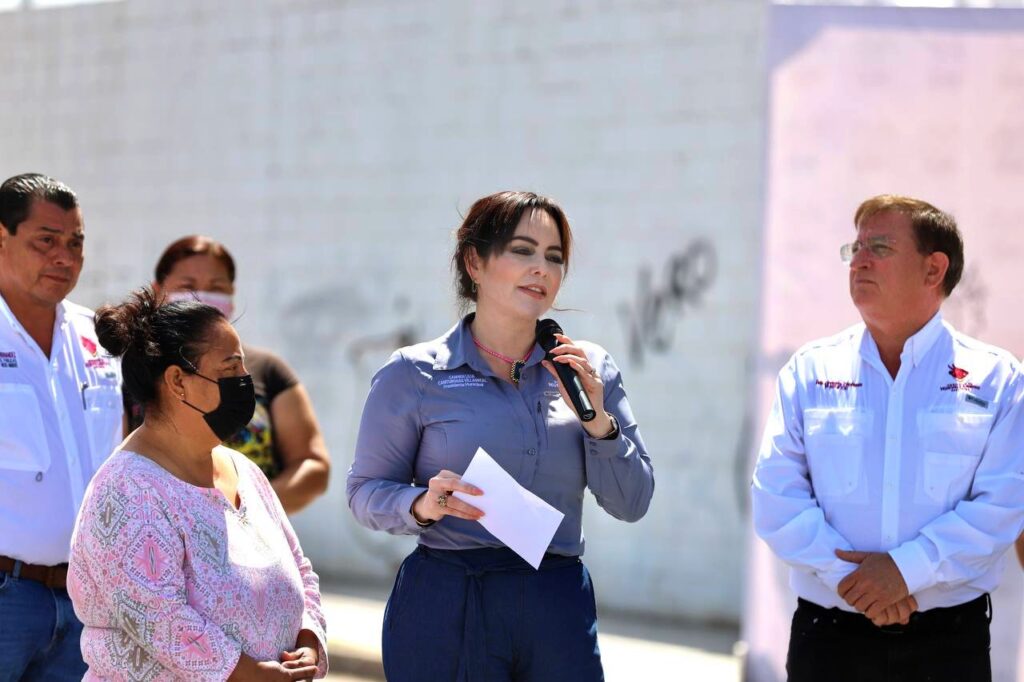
[346, 191, 654, 681]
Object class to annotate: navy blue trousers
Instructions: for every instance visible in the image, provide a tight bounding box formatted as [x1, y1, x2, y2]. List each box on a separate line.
[382, 546, 605, 682]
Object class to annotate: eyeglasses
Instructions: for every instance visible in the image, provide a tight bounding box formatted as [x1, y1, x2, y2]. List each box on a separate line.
[840, 236, 897, 264]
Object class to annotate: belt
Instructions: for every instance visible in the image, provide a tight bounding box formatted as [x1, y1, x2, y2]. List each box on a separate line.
[0, 556, 69, 590]
[416, 546, 581, 682]
[797, 594, 991, 636]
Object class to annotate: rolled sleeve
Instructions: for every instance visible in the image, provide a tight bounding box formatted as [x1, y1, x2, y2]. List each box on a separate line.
[346, 351, 431, 535]
[583, 350, 654, 523]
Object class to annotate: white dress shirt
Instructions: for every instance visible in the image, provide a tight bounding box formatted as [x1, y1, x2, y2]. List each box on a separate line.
[0, 293, 122, 565]
[753, 312, 1024, 612]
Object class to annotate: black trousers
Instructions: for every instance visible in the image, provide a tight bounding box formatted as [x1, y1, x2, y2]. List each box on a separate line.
[786, 595, 992, 682]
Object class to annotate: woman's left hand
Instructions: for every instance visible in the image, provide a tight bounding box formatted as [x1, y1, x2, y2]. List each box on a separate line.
[541, 332, 615, 438]
[280, 646, 317, 680]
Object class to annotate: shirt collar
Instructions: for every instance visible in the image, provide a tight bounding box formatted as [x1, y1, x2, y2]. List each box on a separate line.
[432, 315, 476, 372]
[432, 313, 545, 374]
[859, 310, 945, 369]
[0, 291, 68, 343]
[902, 311, 945, 367]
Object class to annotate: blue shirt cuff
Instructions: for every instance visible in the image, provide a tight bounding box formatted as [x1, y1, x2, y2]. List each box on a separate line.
[399, 486, 432, 533]
[584, 430, 627, 459]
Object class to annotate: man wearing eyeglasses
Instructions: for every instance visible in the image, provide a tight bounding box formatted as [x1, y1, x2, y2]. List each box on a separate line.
[0, 173, 123, 680]
[752, 194, 1024, 682]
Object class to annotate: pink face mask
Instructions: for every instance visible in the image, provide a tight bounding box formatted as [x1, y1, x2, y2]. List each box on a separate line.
[165, 290, 235, 319]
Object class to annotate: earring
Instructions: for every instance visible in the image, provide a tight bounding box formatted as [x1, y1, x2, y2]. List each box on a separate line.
[471, 281, 478, 293]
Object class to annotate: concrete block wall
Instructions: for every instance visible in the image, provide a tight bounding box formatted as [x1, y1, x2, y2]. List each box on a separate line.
[0, 0, 768, 622]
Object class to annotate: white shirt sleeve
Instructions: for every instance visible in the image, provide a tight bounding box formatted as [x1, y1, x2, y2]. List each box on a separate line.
[751, 359, 860, 592]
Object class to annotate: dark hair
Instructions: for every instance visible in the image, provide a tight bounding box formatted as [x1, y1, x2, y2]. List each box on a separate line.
[854, 194, 964, 297]
[95, 287, 225, 408]
[154, 235, 237, 284]
[452, 191, 573, 306]
[0, 173, 78, 235]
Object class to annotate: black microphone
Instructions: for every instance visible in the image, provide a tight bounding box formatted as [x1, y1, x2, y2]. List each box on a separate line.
[535, 318, 597, 422]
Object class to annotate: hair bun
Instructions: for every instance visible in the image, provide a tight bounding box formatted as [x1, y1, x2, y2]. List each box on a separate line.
[95, 288, 160, 357]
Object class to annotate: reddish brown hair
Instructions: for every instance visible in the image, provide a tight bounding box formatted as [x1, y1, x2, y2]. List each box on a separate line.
[854, 195, 963, 297]
[154, 235, 236, 284]
[452, 191, 573, 306]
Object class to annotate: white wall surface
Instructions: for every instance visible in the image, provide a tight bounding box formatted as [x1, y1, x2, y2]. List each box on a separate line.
[0, 0, 768, 622]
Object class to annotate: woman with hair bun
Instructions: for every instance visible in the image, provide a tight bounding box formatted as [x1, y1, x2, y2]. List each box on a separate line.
[67, 289, 328, 681]
[347, 191, 654, 681]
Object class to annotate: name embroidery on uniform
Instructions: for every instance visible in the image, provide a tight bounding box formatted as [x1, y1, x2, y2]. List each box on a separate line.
[543, 380, 560, 398]
[940, 382, 980, 392]
[0, 351, 17, 368]
[437, 375, 488, 390]
[86, 358, 111, 370]
[815, 380, 862, 391]
[965, 394, 990, 409]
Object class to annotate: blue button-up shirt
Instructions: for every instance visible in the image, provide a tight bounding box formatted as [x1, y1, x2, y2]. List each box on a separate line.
[347, 315, 654, 556]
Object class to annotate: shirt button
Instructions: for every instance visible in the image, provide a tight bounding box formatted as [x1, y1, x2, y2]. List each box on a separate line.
[527, 448, 537, 456]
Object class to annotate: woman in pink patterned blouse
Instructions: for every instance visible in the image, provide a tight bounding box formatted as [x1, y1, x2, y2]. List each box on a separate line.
[68, 288, 328, 681]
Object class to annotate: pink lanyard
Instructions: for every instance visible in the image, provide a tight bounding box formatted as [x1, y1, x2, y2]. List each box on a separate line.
[472, 337, 533, 384]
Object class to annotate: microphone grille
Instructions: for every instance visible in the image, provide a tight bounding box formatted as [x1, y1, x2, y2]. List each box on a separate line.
[535, 318, 563, 342]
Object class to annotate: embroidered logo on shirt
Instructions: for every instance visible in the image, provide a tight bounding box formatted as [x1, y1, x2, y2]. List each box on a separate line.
[81, 335, 98, 357]
[85, 357, 111, 370]
[436, 375, 488, 389]
[940, 364, 979, 392]
[0, 351, 17, 368]
[815, 380, 862, 391]
[948, 364, 969, 381]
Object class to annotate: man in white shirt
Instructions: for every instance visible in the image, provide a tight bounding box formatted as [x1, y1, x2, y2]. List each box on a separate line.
[752, 195, 1024, 682]
[0, 173, 123, 680]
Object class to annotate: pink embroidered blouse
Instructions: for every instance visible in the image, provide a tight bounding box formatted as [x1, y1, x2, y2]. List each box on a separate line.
[68, 448, 328, 680]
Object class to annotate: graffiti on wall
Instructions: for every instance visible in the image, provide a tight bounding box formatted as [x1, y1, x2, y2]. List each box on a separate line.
[617, 239, 717, 368]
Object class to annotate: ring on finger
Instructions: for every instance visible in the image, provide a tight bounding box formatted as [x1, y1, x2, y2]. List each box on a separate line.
[436, 493, 449, 508]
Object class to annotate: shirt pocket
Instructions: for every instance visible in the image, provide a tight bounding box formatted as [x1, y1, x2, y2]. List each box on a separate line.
[82, 384, 122, 471]
[804, 408, 873, 504]
[915, 411, 993, 508]
[540, 393, 586, 489]
[0, 383, 51, 472]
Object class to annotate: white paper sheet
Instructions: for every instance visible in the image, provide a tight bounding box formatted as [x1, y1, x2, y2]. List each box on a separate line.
[452, 447, 565, 569]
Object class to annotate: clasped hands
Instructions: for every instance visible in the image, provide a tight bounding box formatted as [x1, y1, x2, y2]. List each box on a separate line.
[834, 549, 917, 627]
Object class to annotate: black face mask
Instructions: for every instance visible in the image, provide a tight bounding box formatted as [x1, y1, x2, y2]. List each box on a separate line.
[182, 372, 256, 441]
